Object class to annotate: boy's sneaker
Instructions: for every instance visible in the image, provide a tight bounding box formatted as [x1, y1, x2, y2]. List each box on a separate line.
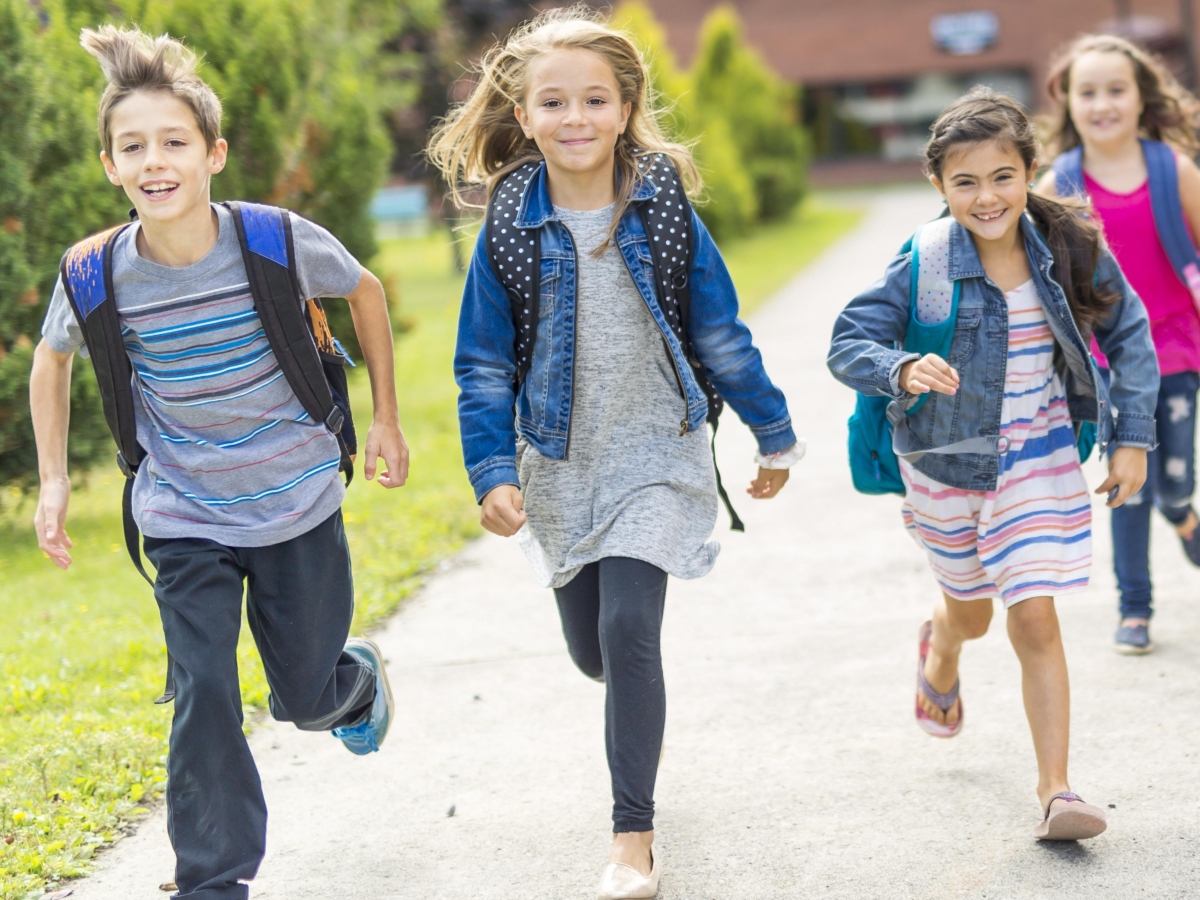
[331, 638, 394, 755]
[1113, 621, 1154, 655]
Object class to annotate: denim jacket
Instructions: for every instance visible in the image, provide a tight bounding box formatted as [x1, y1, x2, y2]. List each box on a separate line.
[827, 214, 1159, 492]
[454, 161, 796, 503]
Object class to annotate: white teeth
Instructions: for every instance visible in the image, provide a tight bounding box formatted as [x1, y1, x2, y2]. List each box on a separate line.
[976, 210, 1004, 220]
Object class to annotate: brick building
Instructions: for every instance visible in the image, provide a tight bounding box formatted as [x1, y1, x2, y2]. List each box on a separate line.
[646, 0, 1199, 167]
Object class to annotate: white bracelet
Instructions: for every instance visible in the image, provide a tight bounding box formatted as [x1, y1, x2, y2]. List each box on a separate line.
[754, 440, 806, 470]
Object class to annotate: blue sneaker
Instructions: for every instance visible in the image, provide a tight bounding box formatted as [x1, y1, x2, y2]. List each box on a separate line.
[331, 638, 394, 755]
[1113, 621, 1154, 655]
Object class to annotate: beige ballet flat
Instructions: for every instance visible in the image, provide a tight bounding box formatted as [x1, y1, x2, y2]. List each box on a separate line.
[597, 849, 660, 900]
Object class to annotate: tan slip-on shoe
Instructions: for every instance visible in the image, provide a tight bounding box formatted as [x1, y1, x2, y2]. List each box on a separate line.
[1033, 792, 1108, 841]
[597, 849, 660, 900]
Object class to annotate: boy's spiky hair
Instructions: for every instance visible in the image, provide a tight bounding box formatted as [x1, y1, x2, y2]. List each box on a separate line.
[80, 24, 222, 158]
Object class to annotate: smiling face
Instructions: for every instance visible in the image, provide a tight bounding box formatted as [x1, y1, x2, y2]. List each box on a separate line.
[101, 90, 227, 226]
[932, 139, 1035, 245]
[514, 47, 631, 188]
[1067, 49, 1143, 149]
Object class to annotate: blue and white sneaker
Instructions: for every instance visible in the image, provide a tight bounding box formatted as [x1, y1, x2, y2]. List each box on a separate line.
[331, 638, 394, 755]
[1113, 621, 1154, 655]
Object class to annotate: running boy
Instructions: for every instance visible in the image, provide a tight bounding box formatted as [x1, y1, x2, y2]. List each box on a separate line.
[29, 26, 406, 900]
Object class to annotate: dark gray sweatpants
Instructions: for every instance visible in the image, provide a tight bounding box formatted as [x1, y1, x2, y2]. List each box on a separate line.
[144, 509, 374, 900]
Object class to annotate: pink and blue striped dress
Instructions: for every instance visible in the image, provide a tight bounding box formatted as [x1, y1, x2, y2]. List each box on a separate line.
[899, 279, 1092, 607]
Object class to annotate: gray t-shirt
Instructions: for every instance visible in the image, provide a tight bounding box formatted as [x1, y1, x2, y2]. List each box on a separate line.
[517, 204, 719, 588]
[42, 203, 362, 547]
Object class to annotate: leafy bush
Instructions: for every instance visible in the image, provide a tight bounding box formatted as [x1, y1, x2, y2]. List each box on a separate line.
[691, 5, 810, 223]
[613, 2, 809, 240]
[0, 0, 393, 490]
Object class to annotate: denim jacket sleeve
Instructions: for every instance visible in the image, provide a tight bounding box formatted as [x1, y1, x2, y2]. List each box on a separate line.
[826, 251, 920, 399]
[453, 227, 521, 503]
[1091, 248, 1160, 448]
[686, 211, 797, 454]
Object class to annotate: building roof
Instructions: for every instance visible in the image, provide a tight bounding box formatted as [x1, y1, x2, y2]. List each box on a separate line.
[648, 0, 1195, 93]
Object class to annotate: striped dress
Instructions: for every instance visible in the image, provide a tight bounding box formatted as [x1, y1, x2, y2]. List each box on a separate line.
[900, 279, 1092, 607]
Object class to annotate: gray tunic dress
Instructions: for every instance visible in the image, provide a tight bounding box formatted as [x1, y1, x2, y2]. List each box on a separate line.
[517, 204, 719, 589]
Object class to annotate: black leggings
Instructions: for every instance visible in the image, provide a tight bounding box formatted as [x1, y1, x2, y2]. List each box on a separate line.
[554, 557, 667, 833]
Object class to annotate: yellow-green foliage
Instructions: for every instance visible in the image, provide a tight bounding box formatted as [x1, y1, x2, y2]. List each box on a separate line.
[612, 2, 810, 241]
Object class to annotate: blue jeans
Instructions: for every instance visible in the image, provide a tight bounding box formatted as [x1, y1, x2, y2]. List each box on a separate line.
[1108, 370, 1199, 620]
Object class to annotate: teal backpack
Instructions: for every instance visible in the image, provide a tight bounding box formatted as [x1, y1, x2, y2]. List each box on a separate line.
[847, 215, 1096, 496]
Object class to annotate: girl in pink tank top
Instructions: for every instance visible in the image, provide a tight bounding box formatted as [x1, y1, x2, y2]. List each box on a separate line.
[1041, 34, 1200, 655]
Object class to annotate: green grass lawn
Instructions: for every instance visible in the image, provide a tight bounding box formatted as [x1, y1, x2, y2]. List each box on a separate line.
[0, 195, 860, 899]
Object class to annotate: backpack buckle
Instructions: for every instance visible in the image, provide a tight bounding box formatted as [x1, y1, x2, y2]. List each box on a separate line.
[324, 407, 345, 435]
[116, 451, 135, 479]
[671, 267, 688, 290]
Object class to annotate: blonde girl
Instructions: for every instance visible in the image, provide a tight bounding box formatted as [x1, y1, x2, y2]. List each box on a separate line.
[1039, 35, 1200, 654]
[429, 7, 800, 896]
[829, 88, 1159, 839]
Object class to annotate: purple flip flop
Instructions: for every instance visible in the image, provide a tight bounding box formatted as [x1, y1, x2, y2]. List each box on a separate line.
[915, 620, 963, 738]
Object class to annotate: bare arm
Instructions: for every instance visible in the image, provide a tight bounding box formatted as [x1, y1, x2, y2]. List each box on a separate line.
[30, 339, 75, 569]
[344, 266, 409, 488]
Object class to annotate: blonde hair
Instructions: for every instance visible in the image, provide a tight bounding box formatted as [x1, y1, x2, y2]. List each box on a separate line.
[80, 24, 223, 158]
[426, 5, 699, 251]
[1044, 33, 1200, 157]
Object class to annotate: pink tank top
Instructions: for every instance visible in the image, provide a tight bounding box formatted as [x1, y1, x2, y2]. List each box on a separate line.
[1085, 172, 1200, 375]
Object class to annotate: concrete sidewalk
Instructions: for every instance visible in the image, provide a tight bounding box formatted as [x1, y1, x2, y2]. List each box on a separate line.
[73, 187, 1200, 899]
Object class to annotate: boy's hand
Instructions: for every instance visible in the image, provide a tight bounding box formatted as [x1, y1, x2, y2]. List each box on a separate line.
[747, 467, 789, 499]
[35, 476, 73, 570]
[363, 419, 409, 488]
[1097, 446, 1148, 508]
[900, 354, 959, 396]
[481, 484, 526, 536]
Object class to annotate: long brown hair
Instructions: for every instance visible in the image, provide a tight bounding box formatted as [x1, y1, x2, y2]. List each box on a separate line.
[924, 87, 1117, 331]
[426, 5, 698, 253]
[1044, 33, 1200, 157]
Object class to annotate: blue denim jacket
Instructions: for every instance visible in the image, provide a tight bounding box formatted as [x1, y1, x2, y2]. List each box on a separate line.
[827, 215, 1160, 491]
[454, 162, 796, 503]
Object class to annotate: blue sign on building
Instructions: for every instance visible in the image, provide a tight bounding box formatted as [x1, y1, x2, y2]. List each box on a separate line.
[931, 11, 999, 56]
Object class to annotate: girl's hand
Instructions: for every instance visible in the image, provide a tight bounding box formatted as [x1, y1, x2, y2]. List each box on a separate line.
[481, 484, 527, 536]
[747, 467, 789, 499]
[1096, 446, 1148, 508]
[900, 354, 959, 396]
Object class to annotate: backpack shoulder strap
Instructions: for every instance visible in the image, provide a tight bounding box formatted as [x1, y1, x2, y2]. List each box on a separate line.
[1141, 138, 1200, 300]
[903, 215, 960, 416]
[60, 224, 142, 475]
[635, 154, 744, 530]
[224, 201, 352, 477]
[60, 225, 157, 611]
[636, 153, 695, 352]
[486, 163, 542, 384]
[1053, 147, 1086, 200]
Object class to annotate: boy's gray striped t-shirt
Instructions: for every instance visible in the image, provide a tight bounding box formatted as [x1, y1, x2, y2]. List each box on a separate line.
[41, 203, 362, 547]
